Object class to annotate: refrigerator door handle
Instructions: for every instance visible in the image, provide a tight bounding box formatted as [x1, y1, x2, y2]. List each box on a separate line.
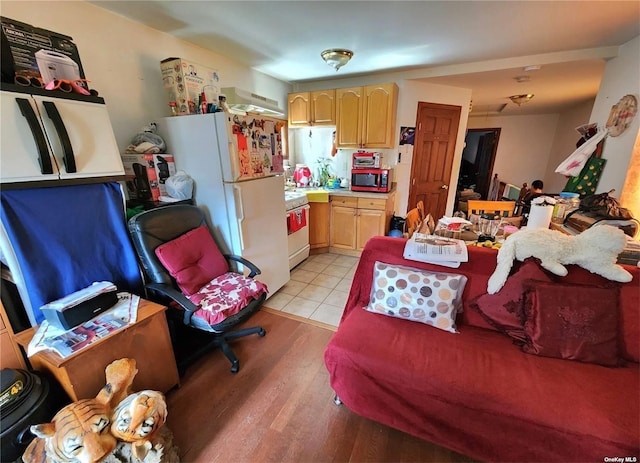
[42, 101, 77, 173]
[15, 98, 54, 175]
[233, 185, 246, 251]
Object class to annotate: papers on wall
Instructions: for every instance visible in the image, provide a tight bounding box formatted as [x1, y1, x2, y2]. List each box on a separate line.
[28, 292, 140, 359]
[403, 233, 469, 268]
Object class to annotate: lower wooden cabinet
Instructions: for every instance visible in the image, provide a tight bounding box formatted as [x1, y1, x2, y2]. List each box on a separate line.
[0, 301, 27, 370]
[330, 193, 395, 253]
[308, 202, 330, 249]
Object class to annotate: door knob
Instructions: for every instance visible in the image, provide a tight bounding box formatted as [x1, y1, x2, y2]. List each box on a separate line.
[441, 184, 449, 190]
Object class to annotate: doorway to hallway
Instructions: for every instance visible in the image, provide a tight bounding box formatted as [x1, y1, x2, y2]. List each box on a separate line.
[455, 128, 501, 204]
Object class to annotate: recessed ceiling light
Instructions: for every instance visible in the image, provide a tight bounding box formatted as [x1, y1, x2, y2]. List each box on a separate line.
[523, 65, 541, 72]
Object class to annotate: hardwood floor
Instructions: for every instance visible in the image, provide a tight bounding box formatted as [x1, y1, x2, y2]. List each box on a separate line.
[164, 309, 474, 463]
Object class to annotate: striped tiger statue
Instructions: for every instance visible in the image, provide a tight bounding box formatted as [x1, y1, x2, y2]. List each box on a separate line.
[110, 390, 168, 460]
[23, 398, 117, 463]
[22, 358, 139, 463]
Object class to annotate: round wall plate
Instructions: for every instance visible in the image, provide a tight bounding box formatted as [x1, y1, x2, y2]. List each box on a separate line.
[605, 94, 637, 137]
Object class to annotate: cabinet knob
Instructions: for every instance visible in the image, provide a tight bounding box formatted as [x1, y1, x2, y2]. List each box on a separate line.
[441, 184, 449, 190]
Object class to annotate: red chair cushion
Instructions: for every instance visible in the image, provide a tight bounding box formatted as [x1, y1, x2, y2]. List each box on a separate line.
[155, 225, 228, 296]
[189, 273, 268, 325]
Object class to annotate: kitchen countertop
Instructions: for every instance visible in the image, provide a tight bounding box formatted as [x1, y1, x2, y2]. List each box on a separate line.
[287, 186, 396, 202]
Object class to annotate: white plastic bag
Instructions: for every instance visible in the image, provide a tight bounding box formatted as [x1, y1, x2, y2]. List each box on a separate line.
[165, 170, 194, 200]
[555, 128, 608, 177]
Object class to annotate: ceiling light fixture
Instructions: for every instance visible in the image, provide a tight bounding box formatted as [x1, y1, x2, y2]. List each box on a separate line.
[321, 49, 354, 71]
[509, 94, 534, 106]
[523, 65, 541, 72]
[514, 75, 530, 83]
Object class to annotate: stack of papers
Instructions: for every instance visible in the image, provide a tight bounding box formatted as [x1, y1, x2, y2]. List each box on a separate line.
[28, 293, 140, 359]
[403, 233, 469, 268]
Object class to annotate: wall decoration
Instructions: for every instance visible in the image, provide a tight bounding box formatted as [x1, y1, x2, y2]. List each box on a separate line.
[399, 126, 415, 145]
[605, 94, 637, 137]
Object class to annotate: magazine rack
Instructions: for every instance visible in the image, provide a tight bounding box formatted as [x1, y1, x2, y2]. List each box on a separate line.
[13, 299, 179, 401]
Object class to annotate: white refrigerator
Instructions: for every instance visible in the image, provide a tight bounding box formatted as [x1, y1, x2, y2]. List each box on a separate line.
[157, 112, 290, 297]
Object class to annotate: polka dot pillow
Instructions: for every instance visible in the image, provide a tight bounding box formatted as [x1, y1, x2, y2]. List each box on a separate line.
[365, 261, 468, 333]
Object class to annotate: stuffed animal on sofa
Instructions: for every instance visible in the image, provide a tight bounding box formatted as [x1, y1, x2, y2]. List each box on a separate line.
[488, 225, 632, 294]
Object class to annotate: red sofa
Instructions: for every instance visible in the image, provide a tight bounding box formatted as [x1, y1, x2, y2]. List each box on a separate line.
[324, 236, 639, 462]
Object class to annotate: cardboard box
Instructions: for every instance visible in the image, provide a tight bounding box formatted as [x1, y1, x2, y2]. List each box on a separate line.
[160, 57, 220, 115]
[1, 16, 87, 85]
[121, 154, 176, 201]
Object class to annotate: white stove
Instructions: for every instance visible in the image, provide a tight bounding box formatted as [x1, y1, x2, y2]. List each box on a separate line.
[284, 191, 310, 269]
[285, 191, 309, 211]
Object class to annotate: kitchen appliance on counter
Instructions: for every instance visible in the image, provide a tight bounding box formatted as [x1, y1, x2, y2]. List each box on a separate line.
[157, 112, 290, 296]
[285, 191, 310, 270]
[352, 151, 381, 169]
[351, 168, 392, 193]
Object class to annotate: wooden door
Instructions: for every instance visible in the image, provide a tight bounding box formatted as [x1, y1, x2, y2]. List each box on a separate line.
[288, 92, 310, 125]
[474, 130, 499, 199]
[336, 87, 362, 147]
[311, 90, 335, 125]
[362, 83, 398, 148]
[408, 102, 461, 220]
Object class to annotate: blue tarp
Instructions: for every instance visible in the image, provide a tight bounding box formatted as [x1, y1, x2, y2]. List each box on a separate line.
[1, 182, 143, 325]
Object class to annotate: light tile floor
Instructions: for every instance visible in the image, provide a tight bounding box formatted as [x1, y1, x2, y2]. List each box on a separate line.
[263, 253, 359, 328]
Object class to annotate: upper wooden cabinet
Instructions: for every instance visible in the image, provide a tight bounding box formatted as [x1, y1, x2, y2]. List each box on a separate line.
[336, 83, 398, 149]
[288, 90, 335, 126]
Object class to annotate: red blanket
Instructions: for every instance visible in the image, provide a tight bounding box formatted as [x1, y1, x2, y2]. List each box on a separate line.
[325, 236, 640, 462]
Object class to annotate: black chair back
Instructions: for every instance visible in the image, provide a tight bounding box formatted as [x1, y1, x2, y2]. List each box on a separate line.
[128, 205, 207, 286]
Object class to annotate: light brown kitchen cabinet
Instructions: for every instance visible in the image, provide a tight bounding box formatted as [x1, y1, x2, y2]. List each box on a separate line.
[330, 193, 396, 254]
[288, 90, 335, 126]
[0, 301, 27, 370]
[336, 83, 398, 149]
[308, 201, 330, 249]
[330, 196, 359, 250]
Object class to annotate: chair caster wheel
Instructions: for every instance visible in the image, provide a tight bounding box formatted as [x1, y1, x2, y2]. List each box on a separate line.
[258, 328, 266, 337]
[334, 395, 342, 405]
[230, 361, 239, 373]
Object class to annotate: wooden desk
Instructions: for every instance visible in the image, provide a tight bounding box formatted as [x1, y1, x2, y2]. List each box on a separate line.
[549, 222, 576, 235]
[14, 299, 180, 401]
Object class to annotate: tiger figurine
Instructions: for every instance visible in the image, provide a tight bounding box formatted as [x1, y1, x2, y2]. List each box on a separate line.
[110, 390, 168, 460]
[23, 399, 117, 463]
[22, 358, 139, 463]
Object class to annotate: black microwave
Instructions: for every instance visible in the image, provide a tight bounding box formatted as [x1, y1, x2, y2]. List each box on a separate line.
[350, 168, 392, 193]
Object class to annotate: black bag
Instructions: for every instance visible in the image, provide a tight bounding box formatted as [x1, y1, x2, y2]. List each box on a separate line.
[389, 214, 406, 232]
[578, 190, 633, 220]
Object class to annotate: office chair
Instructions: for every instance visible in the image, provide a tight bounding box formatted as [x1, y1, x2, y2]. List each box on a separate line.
[128, 204, 266, 373]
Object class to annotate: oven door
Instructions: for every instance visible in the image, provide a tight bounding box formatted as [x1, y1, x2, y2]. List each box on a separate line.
[286, 204, 310, 270]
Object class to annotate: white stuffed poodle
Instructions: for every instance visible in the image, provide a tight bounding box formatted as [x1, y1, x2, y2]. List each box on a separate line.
[487, 225, 632, 294]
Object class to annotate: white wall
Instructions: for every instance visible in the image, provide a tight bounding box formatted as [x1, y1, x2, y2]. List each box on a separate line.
[543, 99, 595, 193]
[0, 1, 292, 151]
[467, 113, 559, 191]
[589, 35, 640, 198]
